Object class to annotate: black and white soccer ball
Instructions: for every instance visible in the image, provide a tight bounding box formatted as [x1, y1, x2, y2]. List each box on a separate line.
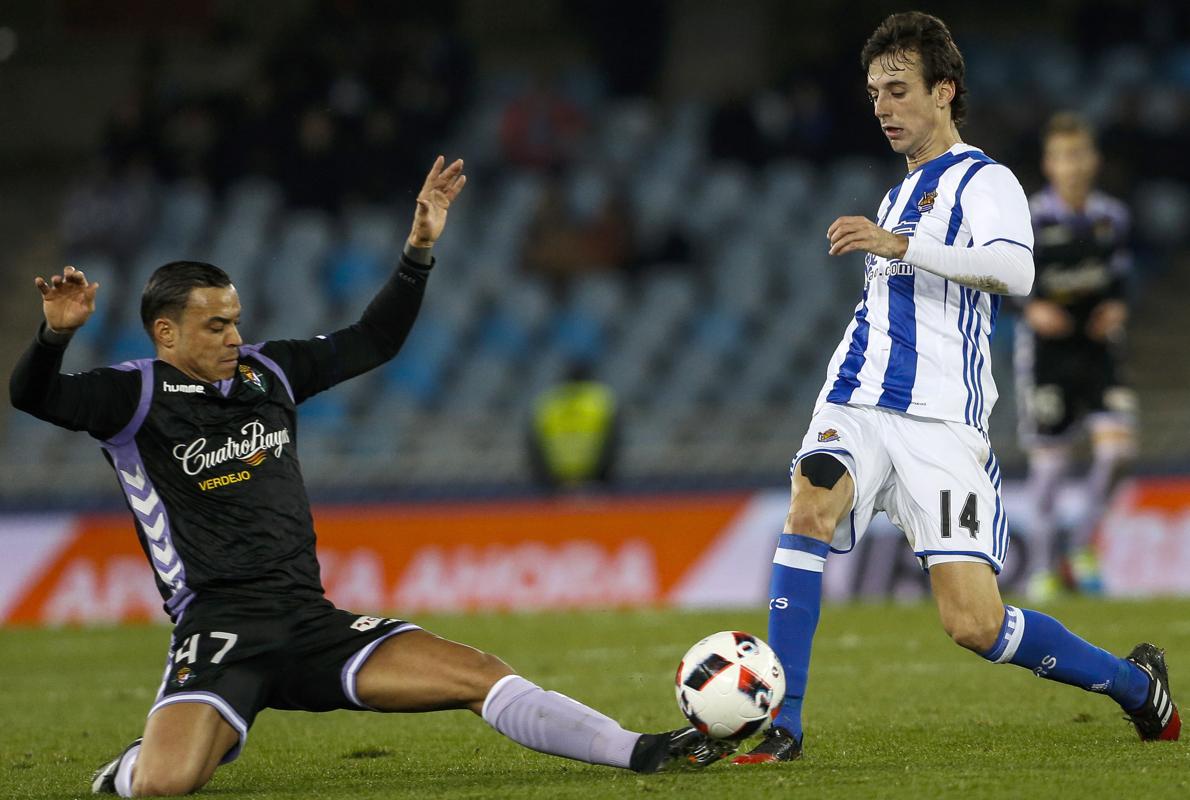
[674, 630, 785, 740]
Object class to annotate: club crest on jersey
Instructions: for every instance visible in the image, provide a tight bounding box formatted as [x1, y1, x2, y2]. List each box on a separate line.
[817, 428, 841, 443]
[238, 363, 267, 394]
[174, 666, 194, 686]
[917, 190, 938, 213]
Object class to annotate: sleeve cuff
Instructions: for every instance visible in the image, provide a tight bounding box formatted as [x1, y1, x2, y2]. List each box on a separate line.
[37, 322, 75, 348]
[903, 236, 936, 268]
[402, 241, 434, 267]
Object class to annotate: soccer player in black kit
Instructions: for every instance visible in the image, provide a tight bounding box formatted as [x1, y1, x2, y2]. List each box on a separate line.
[10, 158, 732, 797]
[1016, 113, 1137, 601]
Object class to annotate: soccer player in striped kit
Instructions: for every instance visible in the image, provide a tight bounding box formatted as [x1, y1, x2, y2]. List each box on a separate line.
[734, 12, 1178, 764]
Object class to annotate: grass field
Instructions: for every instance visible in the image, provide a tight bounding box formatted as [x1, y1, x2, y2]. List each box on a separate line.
[4, 598, 1190, 799]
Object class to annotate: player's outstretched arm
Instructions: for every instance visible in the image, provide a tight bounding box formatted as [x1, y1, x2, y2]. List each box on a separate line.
[10, 265, 138, 438]
[826, 214, 1033, 296]
[257, 157, 469, 403]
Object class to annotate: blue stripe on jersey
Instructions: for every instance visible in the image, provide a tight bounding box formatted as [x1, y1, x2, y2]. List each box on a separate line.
[944, 159, 992, 245]
[971, 290, 987, 429]
[877, 151, 971, 412]
[826, 287, 872, 404]
[959, 287, 977, 426]
[827, 183, 904, 403]
[942, 158, 996, 427]
[878, 272, 917, 410]
[875, 271, 918, 409]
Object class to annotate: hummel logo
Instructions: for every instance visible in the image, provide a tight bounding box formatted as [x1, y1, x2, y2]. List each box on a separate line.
[163, 382, 205, 394]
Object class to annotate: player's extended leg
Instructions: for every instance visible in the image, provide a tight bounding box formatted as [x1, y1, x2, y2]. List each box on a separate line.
[355, 629, 731, 772]
[93, 703, 239, 797]
[734, 455, 855, 765]
[1070, 416, 1135, 591]
[1024, 441, 1070, 602]
[930, 560, 1179, 740]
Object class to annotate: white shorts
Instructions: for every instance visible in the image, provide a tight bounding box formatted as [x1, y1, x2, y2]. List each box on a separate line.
[793, 403, 1009, 573]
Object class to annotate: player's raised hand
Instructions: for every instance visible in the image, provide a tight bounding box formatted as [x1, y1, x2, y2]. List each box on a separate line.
[34, 265, 99, 333]
[1086, 299, 1127, 342]
[827, 216, 908, 260]
[1024, 298, 1075, 338]
[409, 155, 467, 248]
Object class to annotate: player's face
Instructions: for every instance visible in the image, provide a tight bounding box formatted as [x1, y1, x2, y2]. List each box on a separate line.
[866, 50, 953, 161]
[171, 286, 244, 383]
[1042, 131, 1099, 198]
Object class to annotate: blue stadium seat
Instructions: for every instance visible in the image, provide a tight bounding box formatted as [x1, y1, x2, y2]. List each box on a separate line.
[105, 327, 153, 366]
[149, 181, 212, 252]
[549, 308, 604, 362]
[324, 243, 386, 306]
[379, 318, 455, 407]
[476, 308, 533, 360]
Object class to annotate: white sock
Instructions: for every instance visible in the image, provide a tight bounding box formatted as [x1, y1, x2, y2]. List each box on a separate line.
[1027, 447, 1068, 575]
[1072, 442, 1130, 551]
[114, 743, 140, 798]
[481, 675, 640, 768]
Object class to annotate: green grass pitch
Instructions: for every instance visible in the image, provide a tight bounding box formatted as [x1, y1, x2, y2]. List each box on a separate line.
[4, 598, 1190, 799]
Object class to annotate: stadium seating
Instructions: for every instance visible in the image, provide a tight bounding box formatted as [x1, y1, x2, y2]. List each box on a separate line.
[4, 34, 1188, 501]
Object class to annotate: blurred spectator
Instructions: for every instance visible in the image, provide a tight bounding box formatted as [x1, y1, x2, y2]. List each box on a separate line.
[212, 76, 287, 183]
[102, 90, 158, 172]
[755, 77, 835, 162]
[159, 101, 219, 184]
[60, 158, 156, 261]
[500, 75, 588, 170]
[282, 108, 345, 213]
[527, 361, 620, 491]
[344, 109, 417, 206]
[708, 92, 766, 169]
[523, 173, 634, 284]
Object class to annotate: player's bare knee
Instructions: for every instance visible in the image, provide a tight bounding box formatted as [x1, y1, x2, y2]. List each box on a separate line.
[786, 497, 840, 542]
[944, 610, 1003, 654]
[468, 650, 515, 696]
[785, 510, 834, 542]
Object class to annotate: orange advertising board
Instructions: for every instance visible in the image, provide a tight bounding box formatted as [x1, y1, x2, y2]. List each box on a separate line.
[1, 494, 752, 625]
[6, 477, 1190, 626]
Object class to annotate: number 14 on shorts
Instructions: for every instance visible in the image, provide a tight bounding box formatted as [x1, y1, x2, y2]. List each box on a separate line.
[940, 490, 980, 538]
[174, 631, 239, 665]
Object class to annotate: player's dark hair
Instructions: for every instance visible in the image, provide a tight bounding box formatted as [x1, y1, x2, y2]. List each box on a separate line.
[140, 261, 232, 339]
[861, 11, 968, 127]
[1043, 111, 1097, 146]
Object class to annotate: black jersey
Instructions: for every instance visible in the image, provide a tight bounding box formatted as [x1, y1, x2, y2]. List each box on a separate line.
[1027, 186, 1131, 340]
[10, 255, 431, 621]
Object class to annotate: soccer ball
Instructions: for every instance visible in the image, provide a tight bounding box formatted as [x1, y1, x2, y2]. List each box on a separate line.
[674, 630, 785, 739]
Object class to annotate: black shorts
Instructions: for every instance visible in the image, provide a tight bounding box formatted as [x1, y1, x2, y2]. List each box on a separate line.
[150, 597, 418, 763]
[1018, 335, 1134, 439]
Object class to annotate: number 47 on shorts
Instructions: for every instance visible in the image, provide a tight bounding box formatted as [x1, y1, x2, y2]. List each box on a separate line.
[174, 631, 239, 665]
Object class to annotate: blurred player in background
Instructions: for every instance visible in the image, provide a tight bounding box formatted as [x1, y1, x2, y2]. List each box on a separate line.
[734, 12, 1177, 766]
[9, 158, 730, 797]
[1017, 112, 1136, 602]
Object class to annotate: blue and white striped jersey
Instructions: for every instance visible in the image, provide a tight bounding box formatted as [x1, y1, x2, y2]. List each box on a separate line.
[815, 143, 1034, 432]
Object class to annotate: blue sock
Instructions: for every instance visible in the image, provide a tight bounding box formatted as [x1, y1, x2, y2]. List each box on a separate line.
[768, 533, 830, 740]
[982, 606, 1150, 710]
